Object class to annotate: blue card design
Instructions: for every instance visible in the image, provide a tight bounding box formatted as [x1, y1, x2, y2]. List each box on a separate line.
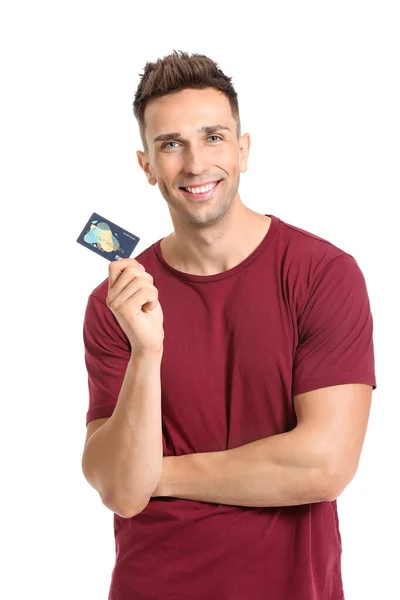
[76, 212, 140, 261]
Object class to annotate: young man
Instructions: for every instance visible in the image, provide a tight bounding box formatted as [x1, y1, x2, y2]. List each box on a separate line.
[81, 50, 377, 600]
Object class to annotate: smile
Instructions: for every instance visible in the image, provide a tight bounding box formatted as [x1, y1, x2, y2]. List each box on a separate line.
[180, 180, 221, 200]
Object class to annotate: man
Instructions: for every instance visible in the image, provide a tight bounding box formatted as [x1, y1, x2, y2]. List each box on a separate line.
[81, 50, 377, 600]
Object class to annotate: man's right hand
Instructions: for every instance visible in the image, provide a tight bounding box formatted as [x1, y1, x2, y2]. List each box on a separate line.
[106, 258, 164, 356]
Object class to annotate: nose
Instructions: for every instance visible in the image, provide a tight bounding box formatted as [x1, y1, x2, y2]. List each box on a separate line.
[182, 144, 211, 175]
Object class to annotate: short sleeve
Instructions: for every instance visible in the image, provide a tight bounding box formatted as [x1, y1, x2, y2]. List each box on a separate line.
[83, 293, 132, 425]
[292, 253, 377, 396]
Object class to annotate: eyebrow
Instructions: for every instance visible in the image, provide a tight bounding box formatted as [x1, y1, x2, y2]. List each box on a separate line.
[153, 125, 231, 144]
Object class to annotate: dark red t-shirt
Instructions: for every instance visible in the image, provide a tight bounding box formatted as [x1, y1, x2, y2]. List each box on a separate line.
[83, 213, 377, 600]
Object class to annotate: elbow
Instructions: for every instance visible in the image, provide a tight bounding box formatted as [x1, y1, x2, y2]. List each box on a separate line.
[320, 482, 339, 503]
[101, 490, 150, 519]
[319, 464, 354, 502]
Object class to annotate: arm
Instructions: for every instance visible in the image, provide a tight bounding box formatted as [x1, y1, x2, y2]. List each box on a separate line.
[153, 428, 330, 507]
[82, 351, 163, 518]
[152, 383, 372, 507]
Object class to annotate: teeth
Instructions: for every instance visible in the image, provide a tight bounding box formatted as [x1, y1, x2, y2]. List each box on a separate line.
[185, 181, 217, 194]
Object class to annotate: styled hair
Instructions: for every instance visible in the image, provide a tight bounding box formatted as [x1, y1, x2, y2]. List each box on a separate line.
[132, 49, 241, 153]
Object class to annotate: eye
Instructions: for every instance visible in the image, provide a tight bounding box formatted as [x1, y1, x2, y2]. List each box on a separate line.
[161, 135, 223, 150]
[162, 141, 179, 149]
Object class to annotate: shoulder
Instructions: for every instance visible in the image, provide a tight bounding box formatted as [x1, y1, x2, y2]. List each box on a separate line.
[276, 215, 355, 282]
[279, 215, 346, 258]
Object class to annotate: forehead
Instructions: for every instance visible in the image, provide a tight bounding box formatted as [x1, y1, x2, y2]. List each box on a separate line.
[145, 88, 233, 138]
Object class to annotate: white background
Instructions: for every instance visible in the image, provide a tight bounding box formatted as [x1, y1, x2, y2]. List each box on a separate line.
[1, 1, 398, 598]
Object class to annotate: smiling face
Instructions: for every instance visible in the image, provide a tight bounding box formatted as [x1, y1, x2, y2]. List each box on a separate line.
[136, 87, 250, 229]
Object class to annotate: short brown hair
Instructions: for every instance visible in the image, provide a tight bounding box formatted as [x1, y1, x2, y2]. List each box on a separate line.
[133, 49, 241, 153]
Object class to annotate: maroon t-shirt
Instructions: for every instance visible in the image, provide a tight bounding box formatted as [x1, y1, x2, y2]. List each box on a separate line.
[83, 213, 377, 600]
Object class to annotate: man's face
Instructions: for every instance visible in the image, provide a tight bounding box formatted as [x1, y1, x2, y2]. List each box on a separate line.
[137, 87, 250, 228]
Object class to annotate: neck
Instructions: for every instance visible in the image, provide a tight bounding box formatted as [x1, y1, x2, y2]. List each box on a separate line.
[161, 204, 271, 276]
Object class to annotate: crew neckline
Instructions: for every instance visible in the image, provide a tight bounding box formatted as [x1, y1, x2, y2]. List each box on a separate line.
[153, 214, 279, 283]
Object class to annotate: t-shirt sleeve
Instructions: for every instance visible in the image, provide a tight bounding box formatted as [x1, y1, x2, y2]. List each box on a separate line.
[83, 293, 132, 425]
[292, 252, 377, 396]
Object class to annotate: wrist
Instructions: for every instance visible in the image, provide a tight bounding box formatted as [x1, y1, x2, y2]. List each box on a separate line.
[131, 347, 163, 362]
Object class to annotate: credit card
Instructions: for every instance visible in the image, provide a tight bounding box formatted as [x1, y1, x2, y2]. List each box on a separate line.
[76, 212, 140, 261]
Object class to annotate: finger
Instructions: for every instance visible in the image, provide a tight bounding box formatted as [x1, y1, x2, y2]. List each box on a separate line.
[135, 287, 159, 313]
[108, 258, 146, 291]
[110, 279, 157, 310]
[110, 267, 153, 299]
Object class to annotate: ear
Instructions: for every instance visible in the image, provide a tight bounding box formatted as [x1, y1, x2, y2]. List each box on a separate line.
[239, 133, 251, 173]
[136, 150, 155, 183]
[136, 150, 146, 171]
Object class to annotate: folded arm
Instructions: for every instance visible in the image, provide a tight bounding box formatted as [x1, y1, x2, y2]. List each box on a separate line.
[149, 384, 372, 510]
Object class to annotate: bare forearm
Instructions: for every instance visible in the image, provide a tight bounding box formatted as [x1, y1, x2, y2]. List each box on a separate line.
[82, 351, 163, 516]
[155, 427, 335, 507]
